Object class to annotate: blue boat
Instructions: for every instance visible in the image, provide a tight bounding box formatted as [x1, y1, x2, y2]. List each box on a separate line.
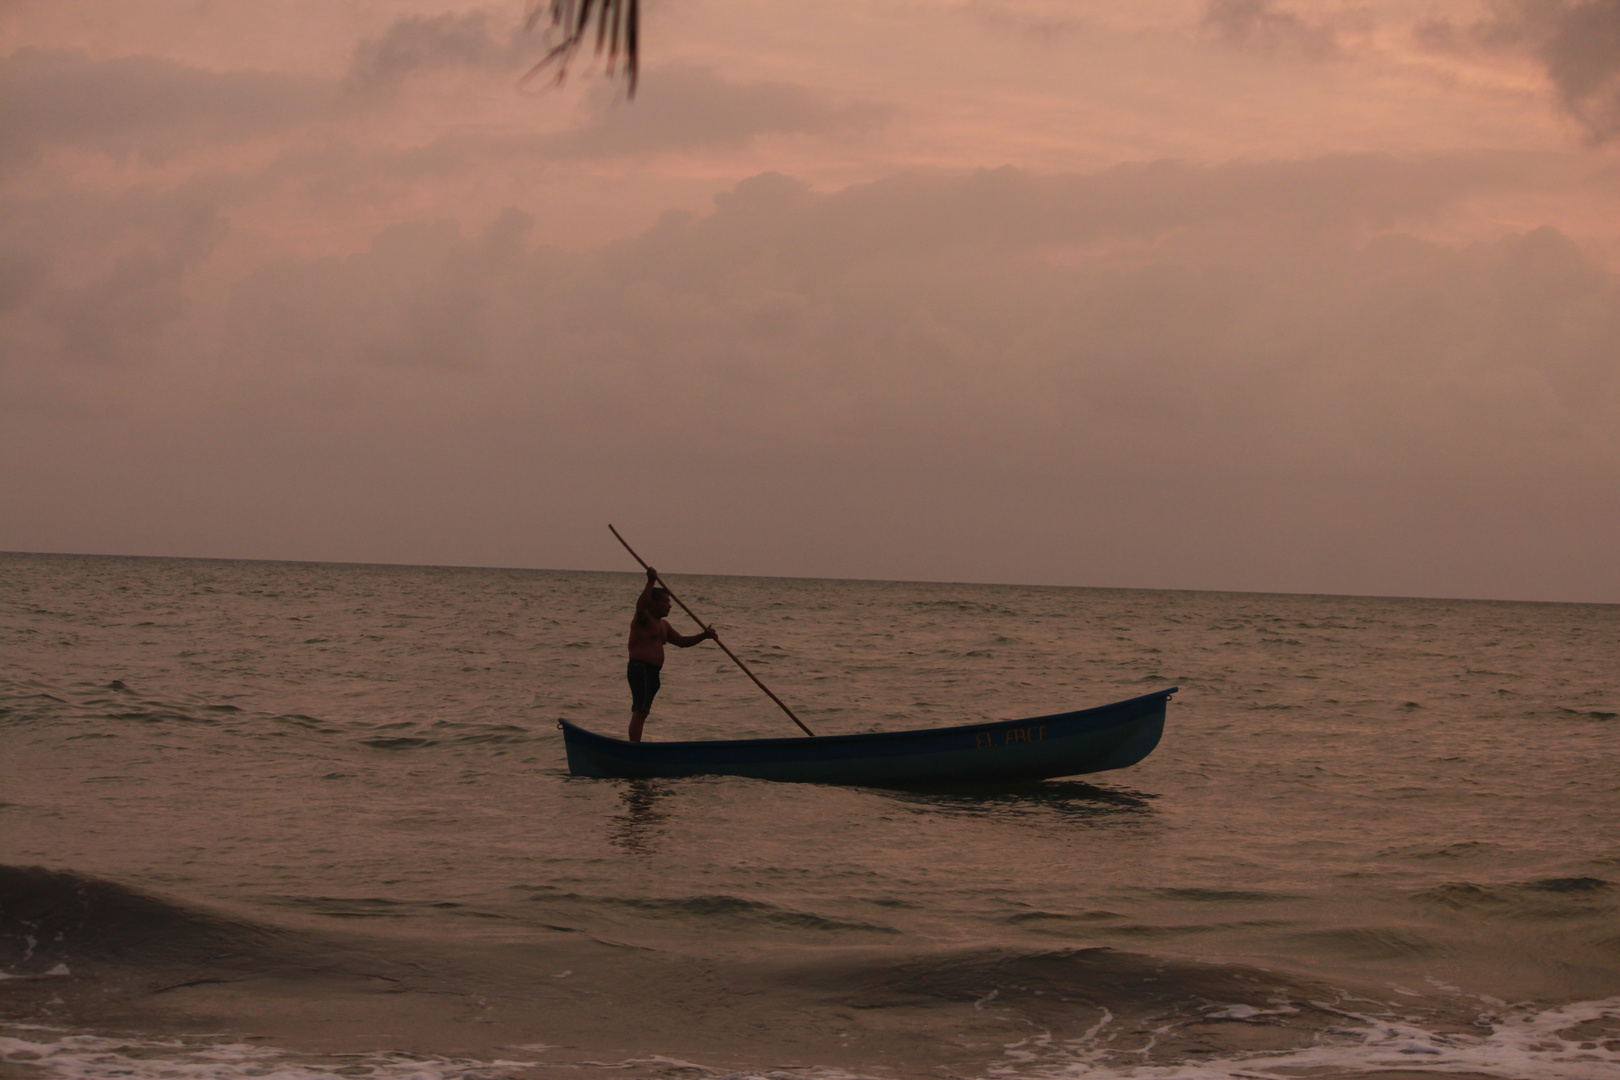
[559, 687, 1175, 785]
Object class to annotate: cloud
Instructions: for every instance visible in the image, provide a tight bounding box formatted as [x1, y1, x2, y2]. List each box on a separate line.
[344, 10, 524, 97]
[5, 154, 1617, 598]
[217, 155, 1615, 478]
[239, 60, 889, 174]
[669, 154, 1527, 269]
[225, 207, 535, 373]
[1536, 0, 1620, 140]
[0, 246, 47, 314]
[213, 153, 1533, 401]
[0, 47, 326, 169]
[540, 64, 894, 157]
[48, 200, 228, 367]
[1418, 0, 1620, 142]
[1201, 0, 1343, 59]
[0, 179, 235, 369]
[960, 0, 1087, 43]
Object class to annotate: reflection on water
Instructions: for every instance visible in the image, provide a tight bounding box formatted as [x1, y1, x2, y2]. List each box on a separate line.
[609, 779, 673, 855]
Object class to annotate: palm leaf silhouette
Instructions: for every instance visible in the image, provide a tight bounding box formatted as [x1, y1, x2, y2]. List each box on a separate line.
[521, 0, 639, 97]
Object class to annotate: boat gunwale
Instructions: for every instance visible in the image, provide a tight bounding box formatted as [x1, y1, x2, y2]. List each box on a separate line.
[559, 686, 1176, 750]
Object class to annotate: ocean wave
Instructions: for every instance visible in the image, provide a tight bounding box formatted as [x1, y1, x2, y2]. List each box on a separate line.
[1003, 910, 1125, 926]
[4, 997, 1619, 1080]
[0, 678, 264, 733]
[0, 674, 544, 751]
[883, 782, 1155, 822]
[3, 1003, 1620, 1080]
[262, 894, 507, 922]
[784, 945, 1338, 1017]
[0, 1028, 548, 1080]
[1559, 707, 1619, 721]
[521, 887, 899, 935]
[360, 736, 439, 749]
[1280, 925, 1443, 960]
[0, 865, 295, 980]
[1413, 876, 1617, 920]
[986, 995, 1620, 1080]
[780, 946, 1620, 1078]
[1143, 887, 1295, 903]
[4, 869, 1617, 1080]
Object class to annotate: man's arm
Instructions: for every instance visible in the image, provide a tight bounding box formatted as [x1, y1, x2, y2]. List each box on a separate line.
[666, 622, 717, 648]
[633, 566, 658, 624]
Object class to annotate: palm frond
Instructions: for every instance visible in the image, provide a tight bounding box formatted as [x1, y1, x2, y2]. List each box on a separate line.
[520, 0, 639, 97]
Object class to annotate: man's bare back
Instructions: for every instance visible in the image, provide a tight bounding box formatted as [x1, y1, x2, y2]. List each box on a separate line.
[626, 566, 714, 741]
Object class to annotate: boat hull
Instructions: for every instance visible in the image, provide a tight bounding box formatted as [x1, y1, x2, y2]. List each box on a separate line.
[559, 687, 1175, 785]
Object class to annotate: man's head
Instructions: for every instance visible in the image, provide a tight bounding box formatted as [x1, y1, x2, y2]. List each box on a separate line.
[650, 587, 672, 617]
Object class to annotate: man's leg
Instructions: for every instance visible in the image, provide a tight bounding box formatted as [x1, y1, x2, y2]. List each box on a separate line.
[627, 660, 659, 742]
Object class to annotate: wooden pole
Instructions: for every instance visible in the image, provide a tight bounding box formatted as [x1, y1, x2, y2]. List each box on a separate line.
[609, 524, 815, 737]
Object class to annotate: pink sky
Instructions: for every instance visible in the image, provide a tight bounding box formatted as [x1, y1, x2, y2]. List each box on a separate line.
[2, 0, 1617, 601]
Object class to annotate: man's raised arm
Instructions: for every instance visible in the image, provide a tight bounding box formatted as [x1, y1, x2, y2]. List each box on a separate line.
[634, 566, 658, 622]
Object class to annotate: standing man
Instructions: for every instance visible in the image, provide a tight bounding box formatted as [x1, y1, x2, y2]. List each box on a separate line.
[627, 565, 715, 742]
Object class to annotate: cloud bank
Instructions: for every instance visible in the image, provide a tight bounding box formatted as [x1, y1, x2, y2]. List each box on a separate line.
[3, 155, 1615, 601]
[0, 47, 325, 168]
[1202, 0, 1344, 60]
[3, 3, 1618, 602]
[1419, 0, 1620, 141]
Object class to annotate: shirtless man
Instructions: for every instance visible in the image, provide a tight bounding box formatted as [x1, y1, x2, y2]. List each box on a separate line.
[627, 565, 715, 742]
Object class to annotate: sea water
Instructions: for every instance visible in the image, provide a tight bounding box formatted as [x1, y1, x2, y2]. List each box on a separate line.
[2, 551, 1618, 1079]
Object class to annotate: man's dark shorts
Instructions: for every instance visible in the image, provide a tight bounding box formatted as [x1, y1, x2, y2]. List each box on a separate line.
[627, 659, 661, 713]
